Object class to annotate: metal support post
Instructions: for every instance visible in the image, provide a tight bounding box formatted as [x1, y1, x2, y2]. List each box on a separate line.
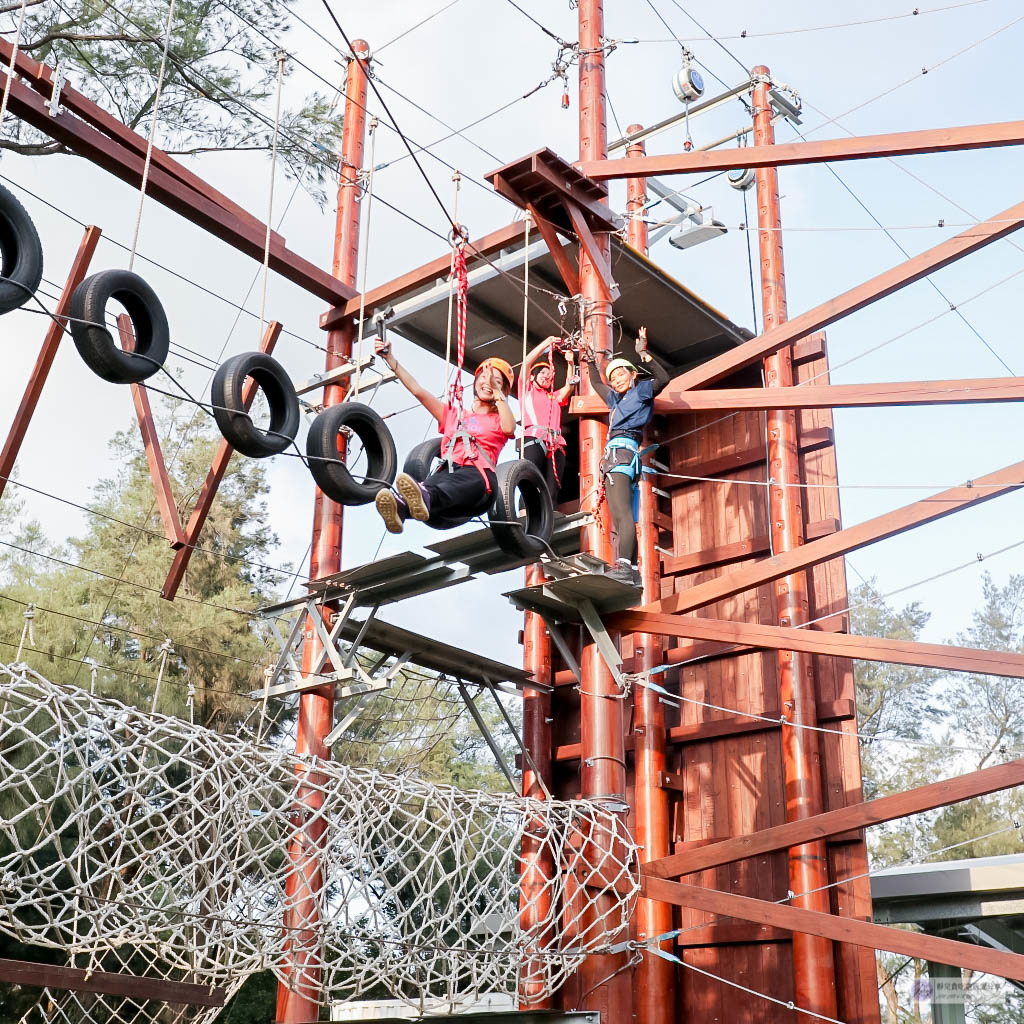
[752, 64, 839, 1019]
[576, 1, 632, 1018]
[626, 125, 675, 1024]
[277, 39, 371, 1024]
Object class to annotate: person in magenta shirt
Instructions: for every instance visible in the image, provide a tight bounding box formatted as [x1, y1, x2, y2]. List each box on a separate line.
[519, 336, 577, 501]
[373, 336, 516, 533]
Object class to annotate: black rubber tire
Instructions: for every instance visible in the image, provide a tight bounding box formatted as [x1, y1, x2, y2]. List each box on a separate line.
[488, 458, 554, 559]
[68, 270, 170, 383]
[0, 182, 43, 316]
[211, 351, 299, 458]
[402, 437, 442, 483]
[306, 402, 397, 505]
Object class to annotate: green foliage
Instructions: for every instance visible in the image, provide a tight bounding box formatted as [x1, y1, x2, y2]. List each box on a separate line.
[0, 399, 287, 732]
[854, 575, 1024, 1022]
[0, 0, 344, 203]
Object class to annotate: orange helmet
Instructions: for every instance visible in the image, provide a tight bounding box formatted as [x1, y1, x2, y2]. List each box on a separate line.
[475, 357, 514, 391]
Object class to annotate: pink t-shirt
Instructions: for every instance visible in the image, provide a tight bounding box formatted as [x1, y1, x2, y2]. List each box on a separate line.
[520, 379, 568, 450]
[439, 404, 512, 470]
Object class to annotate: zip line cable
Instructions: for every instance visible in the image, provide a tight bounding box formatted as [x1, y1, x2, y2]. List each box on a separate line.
[628, 0, 996, 43]
[502, 0, 569, 46]
[375, 0, 464, 54]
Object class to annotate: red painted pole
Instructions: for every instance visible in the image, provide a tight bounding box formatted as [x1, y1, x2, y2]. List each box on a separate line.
[276, 40, 371, 1024]
[626, 127, 675, 1024]
[0, 226, 101, 501]
[519, 562, 555, 1009]
[576, 2, 632, 1019]
[752, 65, 839, 1018]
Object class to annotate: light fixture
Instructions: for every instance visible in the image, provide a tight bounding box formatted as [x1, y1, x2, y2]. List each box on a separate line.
[668, 206, 727, 250]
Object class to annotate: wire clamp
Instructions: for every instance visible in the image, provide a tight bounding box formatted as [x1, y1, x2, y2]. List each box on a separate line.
[47, 61, 68, 118]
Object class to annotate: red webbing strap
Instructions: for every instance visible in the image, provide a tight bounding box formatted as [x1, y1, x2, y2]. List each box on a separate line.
[448, 240, 469, 408]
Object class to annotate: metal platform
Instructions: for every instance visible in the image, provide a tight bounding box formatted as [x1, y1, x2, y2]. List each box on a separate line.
[504, 554, 644, 690]
[382, 232, 749, 379]
[262, 511, 591, 615]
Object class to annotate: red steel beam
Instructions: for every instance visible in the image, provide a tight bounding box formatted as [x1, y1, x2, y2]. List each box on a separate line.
[527, 203, 580, 296]
[0, 69, 354, 306]
[658, 197, 1024, 398]
[610, 610, 1024, 679]
[0, 39, 277, 247]
[655, 377, 1024, 412]
[626, 125, 674, 1024]
[277, 41, 370, 1024]
[320, 220, 540, 331]
[116, 314, 186, 549]
[640, 877, 1024, 981]
[639, 457, 1024, 617]
[644, 757, 1024, 878]
[161, 321, 281, 601]
[0, 226, 100, 501]
[750, 66, 837, 1019]
[0, 956, 225, 1006]
[578, 118, 1024, 181]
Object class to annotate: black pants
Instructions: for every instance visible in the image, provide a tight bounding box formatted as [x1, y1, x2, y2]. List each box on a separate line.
[522, 438, 566, 502]
[424, 464, 495, 525]
[605, 472, 637, 564]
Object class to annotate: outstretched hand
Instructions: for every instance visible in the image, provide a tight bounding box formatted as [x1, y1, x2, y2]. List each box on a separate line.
[375, 336, 396, 368]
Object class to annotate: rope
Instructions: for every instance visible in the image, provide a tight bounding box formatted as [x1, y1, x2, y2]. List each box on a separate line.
[127, 0, 178, 270]
[519, 210, 530, 458]
[442, 170, 461, 396]
[449, 235, 469, 409]
[0, 0, 28, 138]
[353, 116, 378, 397]
[258, 49, 287, 342]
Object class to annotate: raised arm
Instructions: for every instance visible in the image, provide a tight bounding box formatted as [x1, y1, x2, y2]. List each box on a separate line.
[636, 326, 670, 395]
[376, 337, 445, 425]
[523, 336, 561, 374]
[556, 348, 577, 404]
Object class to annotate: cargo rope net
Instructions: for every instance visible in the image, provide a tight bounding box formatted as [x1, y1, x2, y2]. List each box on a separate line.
[0, 663, 639, 1021]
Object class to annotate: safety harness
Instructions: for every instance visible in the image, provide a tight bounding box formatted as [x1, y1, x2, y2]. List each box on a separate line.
[440, 235, 499, 492]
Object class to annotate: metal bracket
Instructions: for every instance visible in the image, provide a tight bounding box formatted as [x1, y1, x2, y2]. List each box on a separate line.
[46, 61, 67, 117]
[457, 681, 518, 794]
[295, 354, 397, 396]
[482, 675, 553, 801]
[539, 612, 582, 685]
[577, 598, 625, 688]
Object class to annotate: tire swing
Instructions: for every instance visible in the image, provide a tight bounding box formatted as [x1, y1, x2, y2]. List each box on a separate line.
[488, 458, 554, 559]
[306, 402, 397, 505]
[68, 271, 170, 383]
[211, 351, 299, 458]
[0, 182, 44, 315]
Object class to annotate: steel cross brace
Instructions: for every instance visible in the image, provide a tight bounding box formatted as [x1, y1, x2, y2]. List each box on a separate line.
[457, 680, 519, 793]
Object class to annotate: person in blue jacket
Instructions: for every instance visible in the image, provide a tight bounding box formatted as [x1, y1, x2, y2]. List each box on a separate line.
[587, 326, 669, 582]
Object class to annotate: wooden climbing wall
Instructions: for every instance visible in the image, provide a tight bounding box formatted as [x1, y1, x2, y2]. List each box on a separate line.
[549, 333, 880, 1022]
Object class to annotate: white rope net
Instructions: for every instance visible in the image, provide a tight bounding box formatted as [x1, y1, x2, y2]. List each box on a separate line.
[0, 663, 638, 1021]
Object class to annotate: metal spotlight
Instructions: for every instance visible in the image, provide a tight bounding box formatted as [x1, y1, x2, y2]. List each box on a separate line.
[668, 206, 727, 250]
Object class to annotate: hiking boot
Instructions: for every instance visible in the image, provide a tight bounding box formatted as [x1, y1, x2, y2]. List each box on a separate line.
[394, 472, 430, 522]
[607, 558, 641, 585]
[375, 489, 406, 534]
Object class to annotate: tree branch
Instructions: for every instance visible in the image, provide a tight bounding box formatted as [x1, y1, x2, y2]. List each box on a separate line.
[21, 31, 156, 52]
[0, 138, 67, 156]
[0, 0, 47, 14]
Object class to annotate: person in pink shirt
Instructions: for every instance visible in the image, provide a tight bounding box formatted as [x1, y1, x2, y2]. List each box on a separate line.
[519, 337, 577, 501]
[373, 336, 516, 533]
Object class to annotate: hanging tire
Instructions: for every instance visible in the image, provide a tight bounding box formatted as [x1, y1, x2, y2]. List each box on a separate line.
[0, 183, 43, 316]
[68, 270, 170, 383]
[211, 351, 299, 458]
[402, 437, 442, 483]
[306, 402, 397, 505]
[488, 459, 554, 559]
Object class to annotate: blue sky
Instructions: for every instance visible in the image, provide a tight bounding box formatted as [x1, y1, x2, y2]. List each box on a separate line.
[1, 0, 1022, 663]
